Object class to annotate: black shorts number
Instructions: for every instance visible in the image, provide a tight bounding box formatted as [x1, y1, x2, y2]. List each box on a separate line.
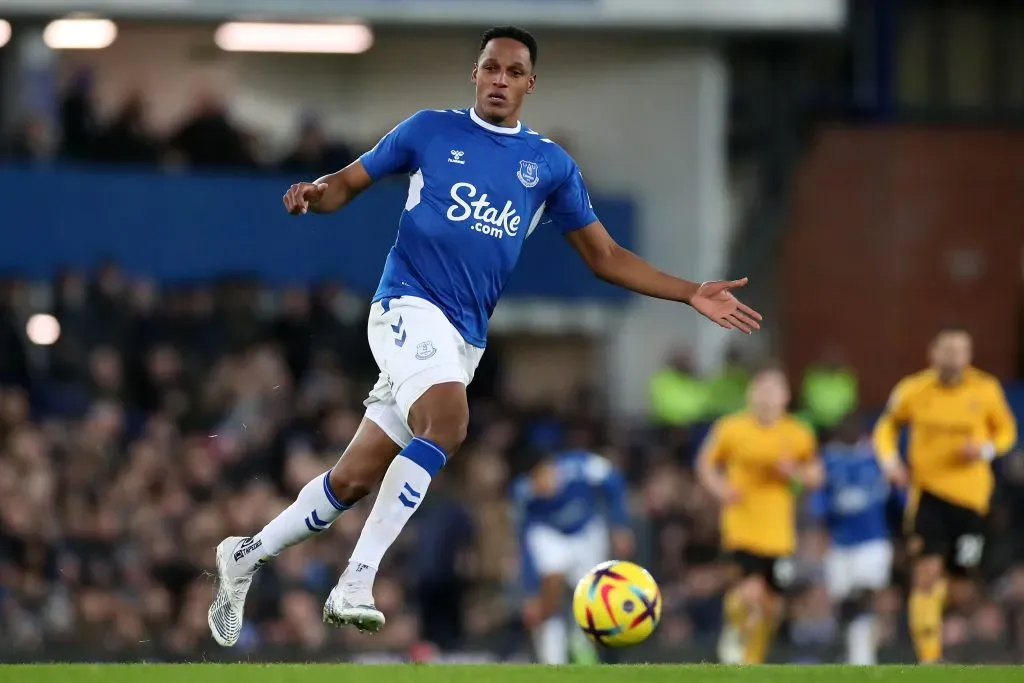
[954, 534, 985, 568]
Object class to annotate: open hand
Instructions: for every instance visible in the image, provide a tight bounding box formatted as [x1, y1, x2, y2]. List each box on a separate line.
[690, 278, 762, 334]
[282, 182, 328, 215]
[960, 441, 994, 463]
[881, 459, 909, 488]
[714, 483, 742, 506]
[774, 458, 799, 482]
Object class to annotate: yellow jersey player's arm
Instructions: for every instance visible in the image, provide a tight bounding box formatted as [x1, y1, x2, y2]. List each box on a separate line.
[696, 420, 734, 503]
[873, 378, 913, 467]
[796, 426, 825, 490]
[983, 378, 1018, 459]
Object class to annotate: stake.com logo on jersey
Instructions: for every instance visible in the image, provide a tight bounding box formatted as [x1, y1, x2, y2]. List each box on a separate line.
[445, 182, 521, 239]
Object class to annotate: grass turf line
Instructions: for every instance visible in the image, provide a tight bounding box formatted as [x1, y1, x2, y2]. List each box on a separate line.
[2, 665, 1022, 683]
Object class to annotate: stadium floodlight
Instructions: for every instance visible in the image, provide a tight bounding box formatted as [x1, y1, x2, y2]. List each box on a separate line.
[0, 20, 10, 49]
[214, 22, 373, 54]
[43, 18, 117, 50]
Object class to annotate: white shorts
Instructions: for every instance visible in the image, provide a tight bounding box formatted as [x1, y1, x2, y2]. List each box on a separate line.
[363, 296, 484, 448]
[825, 539, 893, 600]
[525, 520, 611, 586]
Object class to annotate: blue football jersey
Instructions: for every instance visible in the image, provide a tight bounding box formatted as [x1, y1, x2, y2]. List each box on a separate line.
[512, 450, 629, 537]
[514, 451, 628, 592]
[359, 108, 598, 348]
[810, 440, 893, 547]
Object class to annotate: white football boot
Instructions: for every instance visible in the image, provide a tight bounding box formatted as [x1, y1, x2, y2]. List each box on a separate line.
[322, 563, 386, 633]
[208, 536, 260, 647]
[717, 624, 744, 664]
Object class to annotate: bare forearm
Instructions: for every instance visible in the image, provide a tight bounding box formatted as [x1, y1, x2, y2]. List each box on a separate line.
[697, 461, 726, 498]
[590, 243, 700, 304]
[308, 172, 354, 214]
[307, 162, 372, 214]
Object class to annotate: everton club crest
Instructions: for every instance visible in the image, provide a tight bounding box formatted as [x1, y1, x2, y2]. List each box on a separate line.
[517, 160, 539, 188]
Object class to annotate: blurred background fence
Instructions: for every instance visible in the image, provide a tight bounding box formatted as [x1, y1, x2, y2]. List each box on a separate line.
[0, 0, 1023, 664]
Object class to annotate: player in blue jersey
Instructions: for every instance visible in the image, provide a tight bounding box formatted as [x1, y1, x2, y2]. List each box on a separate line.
[209, 25, 762, 647]
[514, 449, 633, 664]
[810, 414, 898, 665]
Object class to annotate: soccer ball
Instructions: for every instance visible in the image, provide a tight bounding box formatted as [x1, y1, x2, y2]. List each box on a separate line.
[572, 560, 662, 647]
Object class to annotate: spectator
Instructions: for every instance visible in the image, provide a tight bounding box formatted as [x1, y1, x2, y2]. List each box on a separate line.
[649, 348, 709, 428]
[94, 91, 161, 165]
[277, 115, 355, 175]
[0, 286, 29, 388]
[706, 346, 751, 417]
[409, 474, 476, 651]
[800, 347, 858, 432]
[4, 115, 55, 163]
[59, 68, 100, 161]
[168, 91, 255, 169]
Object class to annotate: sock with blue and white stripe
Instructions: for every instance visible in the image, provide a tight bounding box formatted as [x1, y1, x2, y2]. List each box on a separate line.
[348, 436, 447, 573]
[238, 470, 349, 574]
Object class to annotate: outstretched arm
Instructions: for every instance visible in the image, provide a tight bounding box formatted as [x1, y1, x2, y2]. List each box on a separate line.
[282, 160, 374, 215]
[285, 111, 426, 216]
[565, 221, 762, 333]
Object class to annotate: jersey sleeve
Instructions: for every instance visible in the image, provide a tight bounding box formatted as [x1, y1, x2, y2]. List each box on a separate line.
[699, 419, 729, 465]
[358, 111, 429, 180]
[583, 454, 629, 528]
[873, 377, 913, 462]
[985, 378, 1018, 454]
[544, 158, 598, 234]
[797, 423, 818, 462]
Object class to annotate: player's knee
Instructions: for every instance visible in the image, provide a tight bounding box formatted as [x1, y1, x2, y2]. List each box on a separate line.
[739, 575, 767, 606]
[539, 575, 565, 617]
[328, 458, 375, 506]
[912, 557, 943, 592]
[409, 383, 469, 454]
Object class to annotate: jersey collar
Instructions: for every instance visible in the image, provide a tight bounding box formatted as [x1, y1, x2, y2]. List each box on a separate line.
[469, 107, 522, 135]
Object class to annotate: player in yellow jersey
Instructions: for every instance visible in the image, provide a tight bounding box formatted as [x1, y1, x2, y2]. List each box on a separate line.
[873, 327, 1017, 664]
[698, 365, 823, 664]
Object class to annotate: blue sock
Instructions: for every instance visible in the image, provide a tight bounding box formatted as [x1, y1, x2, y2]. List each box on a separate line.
[349, 437, 447, 570]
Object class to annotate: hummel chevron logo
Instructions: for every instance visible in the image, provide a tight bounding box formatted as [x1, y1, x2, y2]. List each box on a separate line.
[304, 509, 329, 533]
[392, 316, 407, 347]
[398, 482, 422, 509]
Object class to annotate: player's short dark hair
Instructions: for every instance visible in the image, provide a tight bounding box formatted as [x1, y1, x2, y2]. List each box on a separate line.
[479, 26, 538, 67]
[519, 446, 552, 474]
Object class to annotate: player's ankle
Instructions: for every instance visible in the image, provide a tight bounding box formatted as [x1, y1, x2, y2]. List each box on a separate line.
[344, 560, 378, 583]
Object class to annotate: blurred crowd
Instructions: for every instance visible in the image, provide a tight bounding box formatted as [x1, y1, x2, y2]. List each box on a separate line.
[2, 69, 359, 174]
[1, 264, 1023, 663]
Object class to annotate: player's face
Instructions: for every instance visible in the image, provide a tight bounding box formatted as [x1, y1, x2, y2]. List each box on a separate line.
[931, 331, 972, 379]
[472, 38, 536, 125]
[748, 371, 790, 417]
[531, 461, 558, 498]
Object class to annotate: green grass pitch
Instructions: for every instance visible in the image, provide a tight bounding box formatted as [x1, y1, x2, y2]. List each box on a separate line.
[2, 664, 1021, 682]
